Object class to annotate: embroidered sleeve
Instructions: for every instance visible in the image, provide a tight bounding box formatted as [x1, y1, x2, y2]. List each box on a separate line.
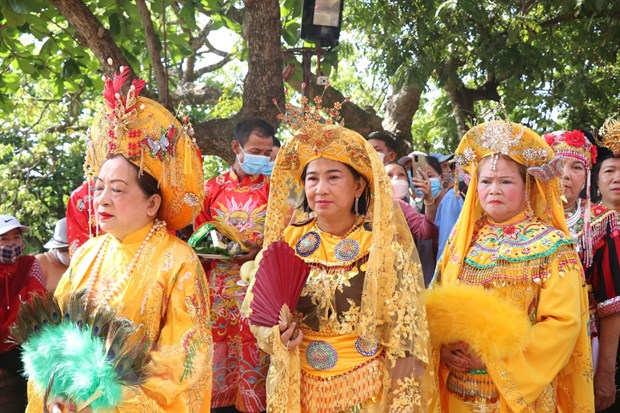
[486, 251, 593, 410]
[119, 255, 213, 412]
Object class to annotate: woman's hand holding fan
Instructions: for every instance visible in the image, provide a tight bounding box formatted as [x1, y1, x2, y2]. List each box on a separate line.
[249, 241, 310, 330]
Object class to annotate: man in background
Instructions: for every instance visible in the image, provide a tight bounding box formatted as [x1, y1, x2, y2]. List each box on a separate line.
[196, 118, 275, 413]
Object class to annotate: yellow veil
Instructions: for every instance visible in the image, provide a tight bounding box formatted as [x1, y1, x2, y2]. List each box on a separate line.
[436, 121, 568, 284]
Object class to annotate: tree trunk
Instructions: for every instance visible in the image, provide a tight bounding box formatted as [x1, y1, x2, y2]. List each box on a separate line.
[135, 0, 169, 107]
[382, 83, 423, 147]
[240, 0, 285, 129]
[193, 118, 236, 162]
[440, 58, 501, 138]
[284, 64, 384, 138]
[50, 0, 134, 80]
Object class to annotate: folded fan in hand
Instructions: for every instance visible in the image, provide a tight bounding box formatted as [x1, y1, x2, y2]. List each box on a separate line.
[249, 241, 311, 327]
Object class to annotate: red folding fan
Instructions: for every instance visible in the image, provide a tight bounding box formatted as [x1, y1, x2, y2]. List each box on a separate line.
[249, 241, 311, 327]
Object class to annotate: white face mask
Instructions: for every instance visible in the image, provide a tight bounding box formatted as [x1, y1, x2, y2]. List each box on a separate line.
[391, 179, 410, 200]
[55, 249, 71, 266]
[376, 152, 386, 163]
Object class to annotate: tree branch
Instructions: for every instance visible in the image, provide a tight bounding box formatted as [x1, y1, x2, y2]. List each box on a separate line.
[171, 82, 222, 107]
[50, 0, 134, 80]
[191, 55, 233, 79]
[193, 117, 237, 161]
[284, 63, 383, 138]
[135, 0, 169, 107]
[382, 83, 424, 147]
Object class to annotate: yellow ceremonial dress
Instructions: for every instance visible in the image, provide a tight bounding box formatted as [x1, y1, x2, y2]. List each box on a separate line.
[25, 221, 213, 412]
[429, 212, 593, 412]
[246, 217, 430, 413]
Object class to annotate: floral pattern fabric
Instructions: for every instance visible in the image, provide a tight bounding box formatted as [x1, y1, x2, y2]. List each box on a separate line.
[196, 169, 270, 412]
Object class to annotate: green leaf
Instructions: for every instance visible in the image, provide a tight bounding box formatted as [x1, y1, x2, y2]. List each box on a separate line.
[280, 0, 296, 15]
[108, 13, 121, 36]
[282, 22, 300, 46]
[9, 0, 43, 14]
[17, 57, 36, 74]
[202, 0, 222, 12]
[212, 14, 241, 32]
[179, 2, 198, 31]
[1, 71, 21, 94]
[1, 6, 27, 27]
[61, 58, 80, 79]
[39, 38, 57, 57]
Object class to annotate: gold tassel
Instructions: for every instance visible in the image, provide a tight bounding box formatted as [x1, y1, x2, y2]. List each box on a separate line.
[300, 354, 383, 413]
[184, 139, 192, 175]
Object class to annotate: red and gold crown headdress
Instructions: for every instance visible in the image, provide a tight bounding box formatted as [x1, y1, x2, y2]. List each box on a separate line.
[85, 66, 204, 230]
[544, 130, 598, 169]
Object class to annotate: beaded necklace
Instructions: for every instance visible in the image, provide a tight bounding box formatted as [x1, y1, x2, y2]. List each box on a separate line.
[84, 219, 166, 308]
[313, 216, 363, 239]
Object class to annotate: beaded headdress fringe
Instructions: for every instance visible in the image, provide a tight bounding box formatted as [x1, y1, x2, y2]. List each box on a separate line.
[457, 245, 580, 287]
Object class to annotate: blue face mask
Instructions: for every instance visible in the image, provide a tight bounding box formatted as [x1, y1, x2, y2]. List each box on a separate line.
[238, 148, 270, 176]
[430, 177, 442, 197]
[263, 161, 275, 176]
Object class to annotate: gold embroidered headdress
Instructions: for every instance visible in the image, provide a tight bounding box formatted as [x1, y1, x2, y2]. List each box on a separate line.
[596, 113, 620, 161]
[85, 67, 204, 230]
[438, 120, 569, 283]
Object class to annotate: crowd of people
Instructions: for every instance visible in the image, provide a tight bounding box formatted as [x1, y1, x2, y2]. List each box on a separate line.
[1, 67, 619, 413]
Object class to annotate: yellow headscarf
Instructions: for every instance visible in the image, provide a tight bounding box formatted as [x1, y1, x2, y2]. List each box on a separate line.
[84, 69, 204, 230]
[266, 118, 429, 354]
[437, 121, 568, 284]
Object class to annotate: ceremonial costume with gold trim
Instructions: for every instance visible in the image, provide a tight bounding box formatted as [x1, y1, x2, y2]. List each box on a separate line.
[242, 102, 436, 413]
[591, 114, 620, 413]
[427, 121, 594, 412]
[25, 68, 211, 411]
[565, 201, 620, 319]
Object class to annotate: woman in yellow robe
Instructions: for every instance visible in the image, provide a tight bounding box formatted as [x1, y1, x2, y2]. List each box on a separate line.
[25, 69, 212, 412]
[242, 104, 437, 412]
[426, 121, 594, 412]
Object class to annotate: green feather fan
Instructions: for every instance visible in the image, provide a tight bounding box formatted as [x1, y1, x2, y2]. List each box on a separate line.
[10, 290, 149, 411]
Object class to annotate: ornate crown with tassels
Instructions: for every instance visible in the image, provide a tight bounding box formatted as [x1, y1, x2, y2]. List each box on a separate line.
[85, 64, 204, 230]
[598, 114, 620, 157]
[272, 88, 375, 184]
[10, 291, 149, 412]
[454, 120, 561, 182]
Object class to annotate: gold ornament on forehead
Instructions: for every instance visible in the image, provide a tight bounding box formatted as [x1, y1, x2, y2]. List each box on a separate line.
[274, 88, 372, 181]
[478, 120, 524, 156]
[598, 114, 620, 156]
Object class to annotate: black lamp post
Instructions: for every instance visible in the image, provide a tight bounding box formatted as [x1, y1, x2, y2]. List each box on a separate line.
[290, 0, 344, 96]
[300, 0, 345, 47]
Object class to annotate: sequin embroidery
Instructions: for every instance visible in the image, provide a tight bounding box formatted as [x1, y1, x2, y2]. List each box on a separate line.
[296, 231, 321, 257]
[306, 340, 338, 370]
[334, 239, 359, 262]
[355, 337, 379, 357]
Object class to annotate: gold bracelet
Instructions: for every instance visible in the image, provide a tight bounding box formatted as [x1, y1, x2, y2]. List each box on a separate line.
[423, 199, 434, 206]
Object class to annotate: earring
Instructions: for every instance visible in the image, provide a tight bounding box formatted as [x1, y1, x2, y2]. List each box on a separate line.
[354, 196, 360, 216]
